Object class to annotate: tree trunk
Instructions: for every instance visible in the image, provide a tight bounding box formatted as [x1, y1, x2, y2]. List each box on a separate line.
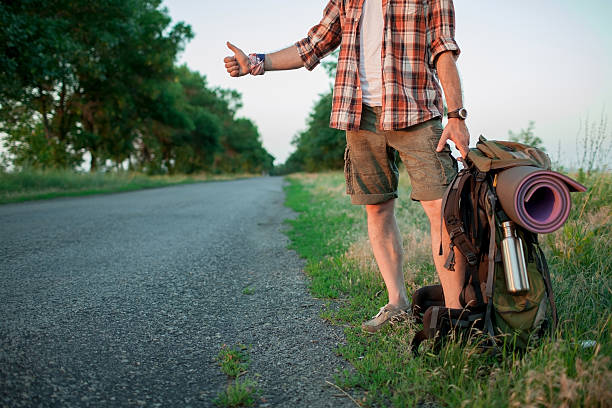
[39, 86, 52, 141]
[57, 81, 68, 142]
[90, 150, 97, 172]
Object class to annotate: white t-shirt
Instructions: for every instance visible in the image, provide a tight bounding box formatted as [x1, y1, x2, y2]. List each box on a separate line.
[359, 0, 384, 107]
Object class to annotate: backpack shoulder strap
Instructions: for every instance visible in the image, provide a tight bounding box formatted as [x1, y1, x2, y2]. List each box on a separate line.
[443, 169, 479, 266]
[461, 174, 490, 307]
[484, 188, 498, 340]
[439, 169, 460, 256]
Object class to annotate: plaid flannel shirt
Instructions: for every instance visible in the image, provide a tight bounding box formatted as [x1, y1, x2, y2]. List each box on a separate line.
[295, 0, 460, 131]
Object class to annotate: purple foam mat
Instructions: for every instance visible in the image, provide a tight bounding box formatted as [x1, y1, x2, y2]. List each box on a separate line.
[495, 166, 587, 234]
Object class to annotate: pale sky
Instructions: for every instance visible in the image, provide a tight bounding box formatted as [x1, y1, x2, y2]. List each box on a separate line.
[161, 0, 612, 167]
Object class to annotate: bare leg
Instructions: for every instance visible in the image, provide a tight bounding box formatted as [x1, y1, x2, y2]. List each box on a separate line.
[420, 199, 466, 309]
[365, 199, 409, 309]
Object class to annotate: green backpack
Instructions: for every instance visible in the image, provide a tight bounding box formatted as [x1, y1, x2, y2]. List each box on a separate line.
[411, 137, 558, 353]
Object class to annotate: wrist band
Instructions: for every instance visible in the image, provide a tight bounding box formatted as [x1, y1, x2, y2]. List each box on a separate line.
[248, 53, 265, 76]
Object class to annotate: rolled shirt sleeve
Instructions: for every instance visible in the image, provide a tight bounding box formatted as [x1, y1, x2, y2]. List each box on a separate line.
[428, 0, 461, 66]
[295, 0, 342, 71]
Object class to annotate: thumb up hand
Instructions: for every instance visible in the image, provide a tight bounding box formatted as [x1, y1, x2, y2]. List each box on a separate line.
[224, 42, 250, 77]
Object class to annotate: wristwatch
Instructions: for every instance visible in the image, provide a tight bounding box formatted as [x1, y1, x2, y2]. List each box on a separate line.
[447, 107, 468, 120]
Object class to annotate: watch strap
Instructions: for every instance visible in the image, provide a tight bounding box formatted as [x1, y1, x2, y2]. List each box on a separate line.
[447, 107, 467, 120]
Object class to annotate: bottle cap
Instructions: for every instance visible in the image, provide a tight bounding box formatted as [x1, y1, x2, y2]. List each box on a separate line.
[501, 221, 515, 238]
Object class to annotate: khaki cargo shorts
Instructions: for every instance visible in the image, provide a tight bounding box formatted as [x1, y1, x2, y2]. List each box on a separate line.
[344, 104, 458, 204]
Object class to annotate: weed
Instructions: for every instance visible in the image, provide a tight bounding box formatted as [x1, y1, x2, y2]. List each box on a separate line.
[217, 344, 250, 378]
[576, 112, 612, 174]
[214, 378, 258, 407]
[213, 344, 259, 407]
[242, 287, 254, 295]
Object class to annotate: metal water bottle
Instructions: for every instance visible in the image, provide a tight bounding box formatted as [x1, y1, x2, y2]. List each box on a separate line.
[500, 221, 530, 294]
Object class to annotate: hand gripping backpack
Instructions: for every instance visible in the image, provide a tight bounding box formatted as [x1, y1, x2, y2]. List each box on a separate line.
[410, 137, 562, 354]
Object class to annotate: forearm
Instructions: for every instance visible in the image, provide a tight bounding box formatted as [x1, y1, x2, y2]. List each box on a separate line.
[436, 51, 463, 111]
[434, 50, 470, 157]
[264, 45, 304, 71]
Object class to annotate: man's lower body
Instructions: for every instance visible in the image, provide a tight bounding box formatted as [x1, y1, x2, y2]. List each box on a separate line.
[344, 104, 466, 333]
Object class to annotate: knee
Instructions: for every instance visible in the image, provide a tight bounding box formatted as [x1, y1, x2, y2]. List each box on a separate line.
[420, 199, 442, 223]
[366, 198, 395, 220]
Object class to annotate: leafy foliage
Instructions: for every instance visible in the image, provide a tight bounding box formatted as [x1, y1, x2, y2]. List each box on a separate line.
[508, 121, 546, 151]
[0, 0, 273, 174]
[283, 91, 345, 173]
[278, 50, 344, 174]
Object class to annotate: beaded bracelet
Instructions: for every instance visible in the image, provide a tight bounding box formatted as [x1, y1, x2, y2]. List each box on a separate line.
[248, 53, 265, 76]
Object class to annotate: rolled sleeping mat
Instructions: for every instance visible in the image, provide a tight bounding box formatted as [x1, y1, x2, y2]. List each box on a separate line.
[496, 166, 587, 234]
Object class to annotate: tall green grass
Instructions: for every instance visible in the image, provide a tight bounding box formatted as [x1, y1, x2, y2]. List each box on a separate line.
[285, 171, 611, 407]
[0, 167, 255, 204]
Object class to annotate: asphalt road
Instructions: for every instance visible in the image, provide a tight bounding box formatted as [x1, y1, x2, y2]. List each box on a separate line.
[0, 177, 354, 407]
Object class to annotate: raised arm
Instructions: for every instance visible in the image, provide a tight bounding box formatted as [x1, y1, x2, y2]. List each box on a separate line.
[223, 0, 342, 78]
[223, 42, 304, 77]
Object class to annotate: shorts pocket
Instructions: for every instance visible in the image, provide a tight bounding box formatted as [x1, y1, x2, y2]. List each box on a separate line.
[344, 146, 354, 194]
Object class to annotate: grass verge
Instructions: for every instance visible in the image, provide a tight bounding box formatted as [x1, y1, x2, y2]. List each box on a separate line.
[284, 171, 611, 407]
[0, 168, 256, 204]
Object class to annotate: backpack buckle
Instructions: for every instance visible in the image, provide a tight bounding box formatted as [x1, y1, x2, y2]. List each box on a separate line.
[449, 225, 464, 239]
[466, 253, 478, 265]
